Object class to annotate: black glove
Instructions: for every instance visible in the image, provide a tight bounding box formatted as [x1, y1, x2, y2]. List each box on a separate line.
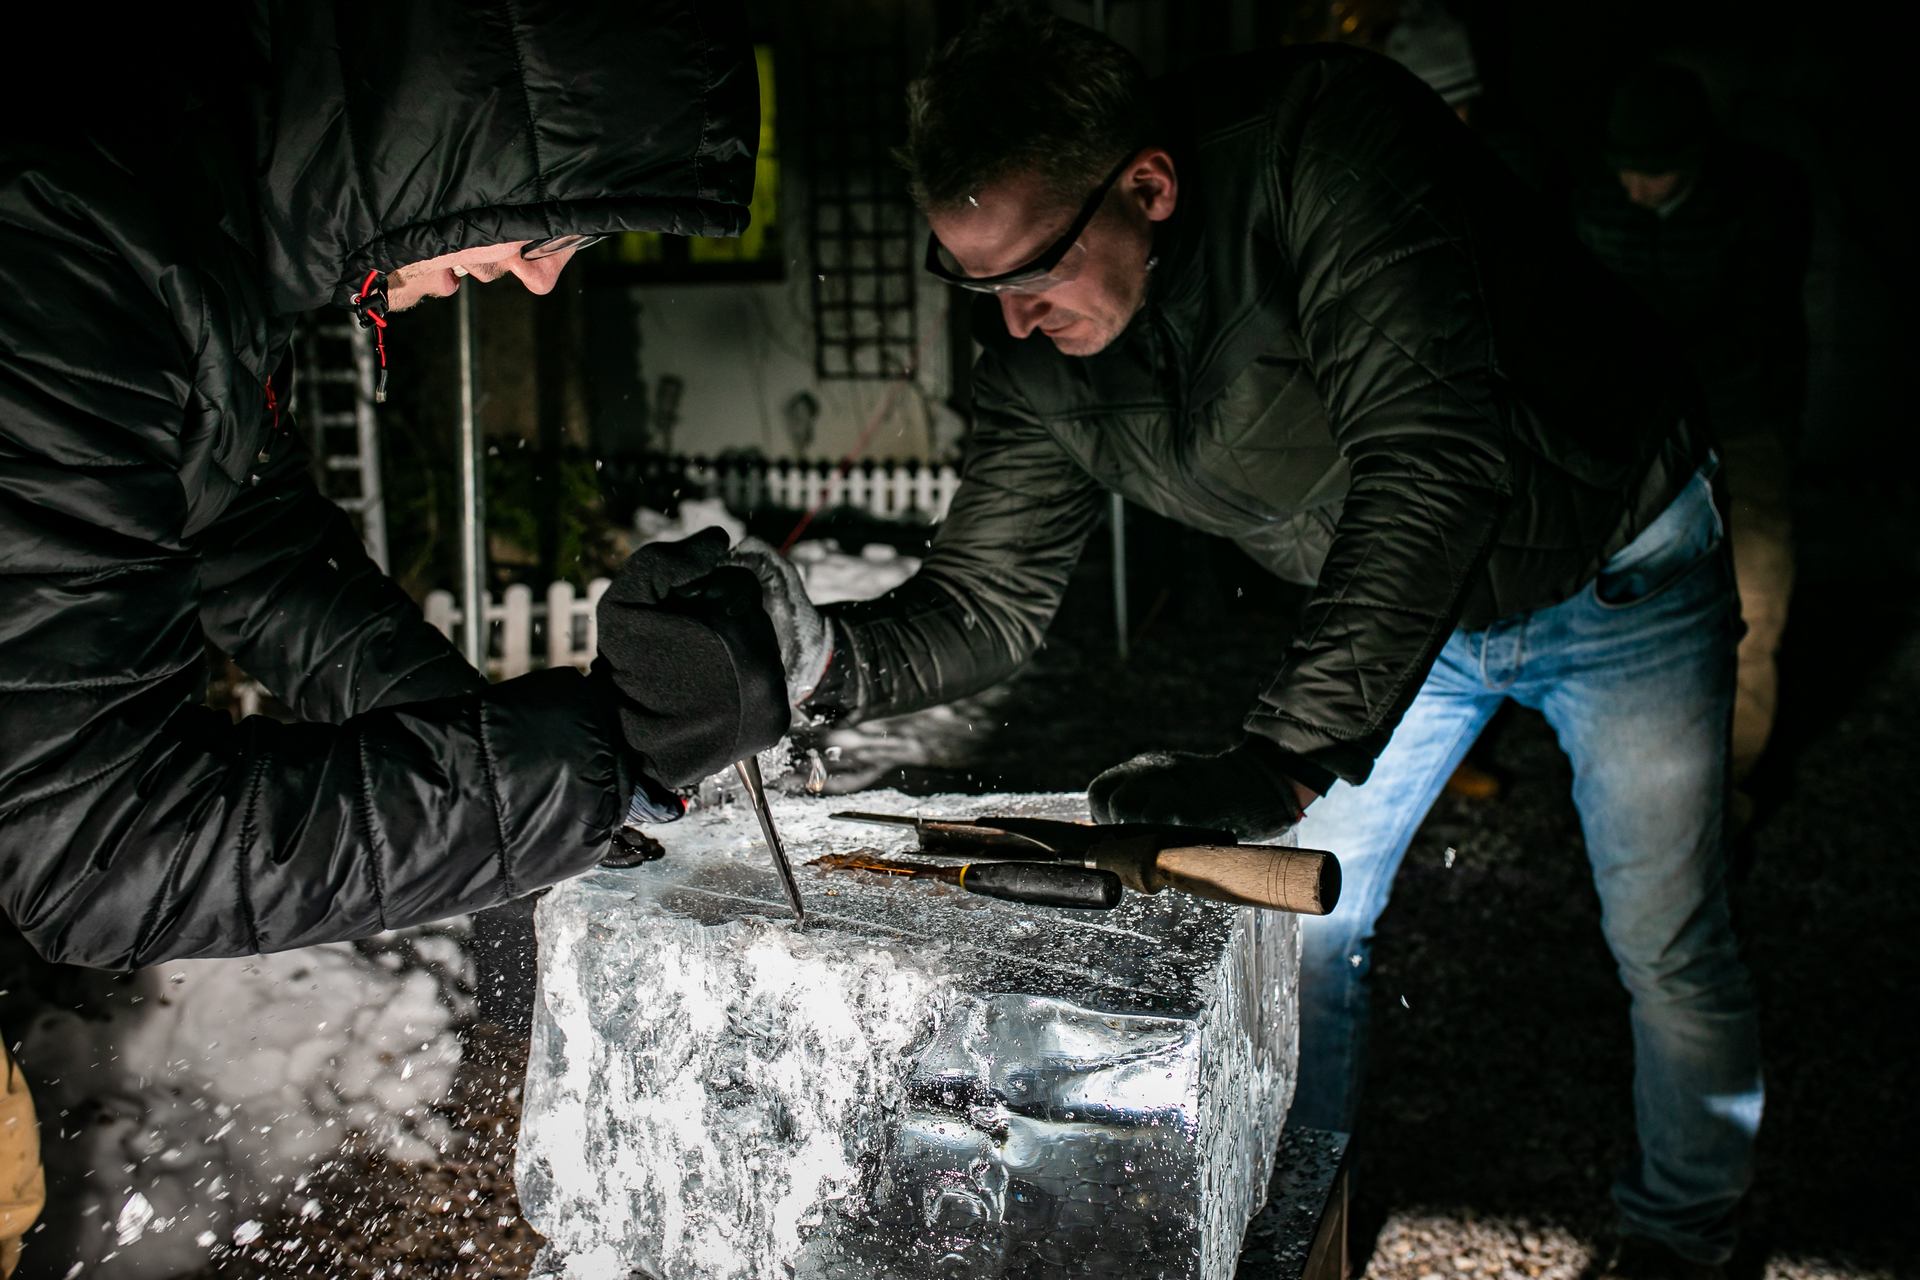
[595, 527, 789, 787]
[1087, 738, 1310, 843]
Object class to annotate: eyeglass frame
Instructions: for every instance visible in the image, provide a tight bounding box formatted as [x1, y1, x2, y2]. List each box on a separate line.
[521, 233, 607, 260]
[922, 151, 1137, 294]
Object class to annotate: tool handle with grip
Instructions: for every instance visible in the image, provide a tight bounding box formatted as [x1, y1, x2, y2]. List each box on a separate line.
[1149, 846, 1341, 915]
[960, 863, 1124, 910]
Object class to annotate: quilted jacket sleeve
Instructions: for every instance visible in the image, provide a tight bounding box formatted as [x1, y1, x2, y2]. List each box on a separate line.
[809, 355, 1105, 722]
[1242, 56, 1515, 788]
[0, 239, 623, 971]
[195, 440, 481, 721]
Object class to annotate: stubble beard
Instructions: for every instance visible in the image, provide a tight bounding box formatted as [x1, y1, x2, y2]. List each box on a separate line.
[1046, 289, 1145, 358]
[381, 262, 439, 314]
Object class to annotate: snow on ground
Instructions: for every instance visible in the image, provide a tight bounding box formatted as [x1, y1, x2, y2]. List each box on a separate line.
[9, 927, 472, 1277]
[630, 497, 746, 550]
[630, 497, 923, 608]
[787, 537, 918, 604]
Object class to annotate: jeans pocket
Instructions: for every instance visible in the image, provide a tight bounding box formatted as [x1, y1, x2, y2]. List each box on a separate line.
[1593, 468, 1725, 609]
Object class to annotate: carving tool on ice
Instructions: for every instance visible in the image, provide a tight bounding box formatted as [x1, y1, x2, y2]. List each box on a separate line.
[830, 812, 1341, 915]
[738, 757, 806, 927]
[807, 850, 1124, 910]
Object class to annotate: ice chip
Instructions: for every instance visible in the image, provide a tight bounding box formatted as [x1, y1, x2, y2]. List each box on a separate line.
[114, 1192, 154, 1247]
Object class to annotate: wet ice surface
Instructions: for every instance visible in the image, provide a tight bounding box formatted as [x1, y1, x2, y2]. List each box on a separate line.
[519, 790, 1299, 1280]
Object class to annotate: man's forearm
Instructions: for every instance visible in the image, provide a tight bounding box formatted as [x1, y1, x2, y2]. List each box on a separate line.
[808, 573, 1041, 723]
[1243, 449, 1509, 788]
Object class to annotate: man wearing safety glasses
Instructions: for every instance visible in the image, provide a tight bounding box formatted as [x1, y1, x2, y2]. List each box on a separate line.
[742, 9, 1758, 1278]
[918, 153, 1137, 355]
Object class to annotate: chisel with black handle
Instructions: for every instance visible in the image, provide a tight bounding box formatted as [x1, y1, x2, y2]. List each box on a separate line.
[807, 851, 1124, 910]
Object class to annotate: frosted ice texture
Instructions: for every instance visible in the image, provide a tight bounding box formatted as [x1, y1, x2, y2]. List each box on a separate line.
[519, 792, 1299, 1279]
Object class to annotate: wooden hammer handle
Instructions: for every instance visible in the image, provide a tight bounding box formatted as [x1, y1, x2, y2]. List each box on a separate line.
[1150, 845, 1341, 916]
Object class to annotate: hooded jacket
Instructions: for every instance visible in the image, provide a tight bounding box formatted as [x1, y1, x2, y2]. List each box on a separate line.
[0, 2, 757, 968]
[814, 47, 1707, 789]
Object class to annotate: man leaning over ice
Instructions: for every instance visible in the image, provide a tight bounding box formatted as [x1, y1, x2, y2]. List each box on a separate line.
[735, 9, 1759, 1277]
[0, 5, 788, 1263]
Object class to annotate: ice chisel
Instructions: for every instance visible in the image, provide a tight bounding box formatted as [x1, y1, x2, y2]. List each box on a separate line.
[738, 757, 806, 927]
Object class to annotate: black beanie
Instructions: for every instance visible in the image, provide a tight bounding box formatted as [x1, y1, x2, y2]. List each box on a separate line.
[1605, 64, 1714, 174]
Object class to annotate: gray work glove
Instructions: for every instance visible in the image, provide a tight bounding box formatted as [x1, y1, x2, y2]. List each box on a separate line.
[728, 535, 834, 705]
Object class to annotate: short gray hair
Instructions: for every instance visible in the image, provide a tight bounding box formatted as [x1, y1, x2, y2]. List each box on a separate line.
[900, 5, 1152, 215]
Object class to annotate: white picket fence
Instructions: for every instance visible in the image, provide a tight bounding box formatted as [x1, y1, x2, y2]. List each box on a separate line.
[413, 459, 961, 680]
[640, 455, 961, 522]
[422, 578, 613, 679]
[223, 457, 962, 716]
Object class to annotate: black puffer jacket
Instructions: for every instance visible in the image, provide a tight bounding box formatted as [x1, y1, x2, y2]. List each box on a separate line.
[815, 47, 1706, 788]
[0, 3, 757, 968]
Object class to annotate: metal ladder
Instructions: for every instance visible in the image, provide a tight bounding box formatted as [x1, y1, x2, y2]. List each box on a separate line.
[295, 319, 389, 570]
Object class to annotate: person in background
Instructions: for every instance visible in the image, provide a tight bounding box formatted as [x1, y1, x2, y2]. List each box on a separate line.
[1382, 0, 1561, 198]
[1575, 63, 1813, 811]
[0, 1055, 39, 1277]
[1384, 0, 1483, 119]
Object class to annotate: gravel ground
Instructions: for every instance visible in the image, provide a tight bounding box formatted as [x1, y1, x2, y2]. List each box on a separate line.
[208, 470, 1917, 1277]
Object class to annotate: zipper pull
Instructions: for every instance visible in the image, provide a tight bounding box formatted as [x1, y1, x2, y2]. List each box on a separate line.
[257, 373, 280, 464]
[350, 270, 391, 403]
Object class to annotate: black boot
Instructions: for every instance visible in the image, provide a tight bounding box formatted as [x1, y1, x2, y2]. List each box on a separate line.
[1582, 1235, 1727, 1280]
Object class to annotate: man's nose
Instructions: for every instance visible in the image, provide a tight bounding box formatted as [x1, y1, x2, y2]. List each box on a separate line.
[508, 253, 571, 296]
[999, 292, 1048, 340]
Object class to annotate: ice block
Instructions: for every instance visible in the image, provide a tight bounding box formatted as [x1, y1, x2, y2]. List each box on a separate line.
[517, 791, 1300, 1279]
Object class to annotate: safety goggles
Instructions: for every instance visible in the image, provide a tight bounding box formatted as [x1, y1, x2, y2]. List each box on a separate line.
[923, 152, 1134, 295]
[521, 233, 607, 260]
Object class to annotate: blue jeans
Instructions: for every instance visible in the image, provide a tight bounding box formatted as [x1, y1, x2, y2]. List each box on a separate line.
[1289, 466, 1761, 1263]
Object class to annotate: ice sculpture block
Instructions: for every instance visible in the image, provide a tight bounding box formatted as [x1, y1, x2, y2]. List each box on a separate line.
[518, 791, 1300, 1280]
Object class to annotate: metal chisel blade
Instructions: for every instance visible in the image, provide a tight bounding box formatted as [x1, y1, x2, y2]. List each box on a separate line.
[737, 757, 805, 927]
[829, 811, 923, 828]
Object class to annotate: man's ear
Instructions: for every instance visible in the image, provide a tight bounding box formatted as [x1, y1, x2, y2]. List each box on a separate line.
[1128, 148, 1179, 223]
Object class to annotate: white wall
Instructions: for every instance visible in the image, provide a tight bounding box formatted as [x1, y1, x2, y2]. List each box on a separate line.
[627, 267, 962, 465]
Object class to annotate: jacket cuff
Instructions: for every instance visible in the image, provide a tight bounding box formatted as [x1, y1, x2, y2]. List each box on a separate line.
[1240, 733, 1340, 800]
[585, 658, 672, 815]
[799, 609, 864, 724]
